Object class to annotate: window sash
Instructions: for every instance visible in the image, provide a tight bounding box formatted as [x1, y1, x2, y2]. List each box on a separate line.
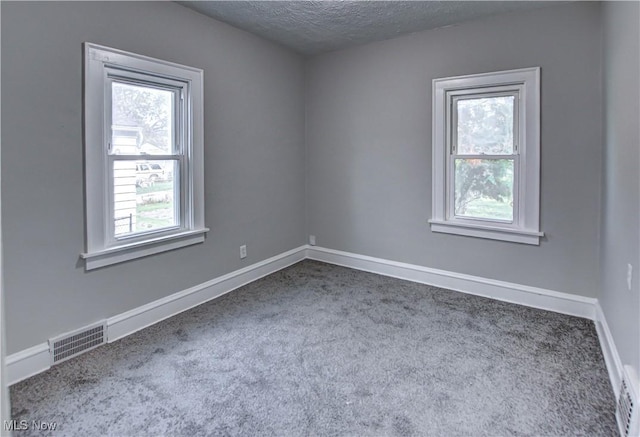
[450, 90, 520, 156]
[447, 156, 519, 225]
[107, 156, 186, 245]
[105, 72, 187, 157]
[103, 72, 191, 246]
[446, 89, 522, 226]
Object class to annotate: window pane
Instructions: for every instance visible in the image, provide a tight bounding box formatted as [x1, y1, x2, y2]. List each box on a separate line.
[454, 159, 514, 221]
[113, 160, 179, 236]
[456, 96, 514, 155]
[111, 82, 174, 155]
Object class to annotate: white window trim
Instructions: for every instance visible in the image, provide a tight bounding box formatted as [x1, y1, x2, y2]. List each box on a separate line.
[429, 67, 542, 245]
[81, 43, 208, 270]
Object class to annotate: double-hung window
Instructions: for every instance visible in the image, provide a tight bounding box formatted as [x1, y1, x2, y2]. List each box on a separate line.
[430, 67, 542, 245]
[82, 43, 207, 270]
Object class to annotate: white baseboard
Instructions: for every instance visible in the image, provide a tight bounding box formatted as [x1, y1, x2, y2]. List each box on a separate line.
[6, 246, 307, 385]
[307, 246, 597, 320]
[595, 302, 623, 397]
[5, 343, 50, 386]
[8, 244, 619, 394]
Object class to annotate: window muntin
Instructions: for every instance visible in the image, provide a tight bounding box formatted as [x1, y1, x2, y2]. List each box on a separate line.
[82, 43, 207, 270]
[429, 67, 542, 245]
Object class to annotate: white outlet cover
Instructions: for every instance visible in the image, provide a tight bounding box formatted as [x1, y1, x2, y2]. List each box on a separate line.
[309, 235, 316, 246]
[627, 263, 633, 291]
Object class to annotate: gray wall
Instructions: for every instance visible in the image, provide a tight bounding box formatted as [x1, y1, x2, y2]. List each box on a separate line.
[306, 2, 603, 297]
[2, 0, 631, 362]
[600, 1, 640, 371]
[1, 1, 306, 354]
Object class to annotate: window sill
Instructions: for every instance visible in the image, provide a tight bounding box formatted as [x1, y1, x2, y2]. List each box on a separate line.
[428, 219, 542, 245]
[81, 228, 209, 270]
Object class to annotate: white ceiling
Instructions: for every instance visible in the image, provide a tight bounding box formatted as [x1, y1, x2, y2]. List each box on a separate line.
[178, 1, 566, 56]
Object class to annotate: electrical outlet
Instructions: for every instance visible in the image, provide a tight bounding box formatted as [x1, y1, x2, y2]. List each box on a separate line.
[627, 263, 633, 291]
[240, 245, 247, 259]
[309, 235, 316, 246]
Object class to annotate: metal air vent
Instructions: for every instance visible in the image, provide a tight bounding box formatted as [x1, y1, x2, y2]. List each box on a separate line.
[617, 365, 639, 437]
[49, 321, 106, 364]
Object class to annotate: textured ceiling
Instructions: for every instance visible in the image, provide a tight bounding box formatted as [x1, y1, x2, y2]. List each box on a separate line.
[178, 1, 564, 56]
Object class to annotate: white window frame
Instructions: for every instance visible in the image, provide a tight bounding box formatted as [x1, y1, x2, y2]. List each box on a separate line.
[429, 67, 543, 245]
[81, 43, 207, 270]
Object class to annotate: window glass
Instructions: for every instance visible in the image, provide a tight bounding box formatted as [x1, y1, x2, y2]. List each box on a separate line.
[113, 160, 179, 237]
[454, 158, 514, 221]
[111, 82, 174, 155]
[456, 96, 514, 155]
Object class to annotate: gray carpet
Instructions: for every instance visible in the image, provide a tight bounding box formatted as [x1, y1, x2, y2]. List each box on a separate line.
[10, 260, 616, 436]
